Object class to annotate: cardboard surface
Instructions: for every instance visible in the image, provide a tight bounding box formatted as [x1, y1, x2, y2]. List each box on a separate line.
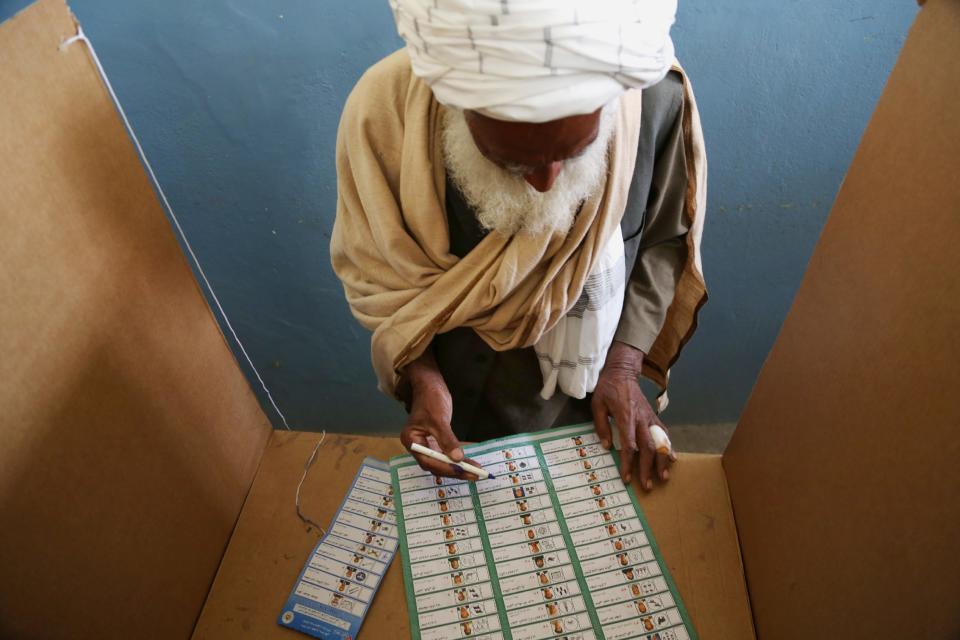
[194, 432, 754, 639]
[5, 0, 955, 638]
[0, 1, 272, 638]
[723, 0, 960, 637]
[192, 432, 408, 639]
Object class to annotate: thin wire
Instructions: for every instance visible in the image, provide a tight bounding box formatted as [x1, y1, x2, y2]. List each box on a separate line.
[60, 27, 291, 430]
[295, 431, 328, 535]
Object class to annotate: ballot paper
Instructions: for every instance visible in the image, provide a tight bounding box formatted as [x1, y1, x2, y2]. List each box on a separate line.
[278, 457, 398, 639]
[391, 424, 697, 640]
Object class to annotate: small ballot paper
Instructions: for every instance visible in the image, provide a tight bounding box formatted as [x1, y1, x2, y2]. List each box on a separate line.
[278, 457, 398, 639]
[391, 424, 697, 640]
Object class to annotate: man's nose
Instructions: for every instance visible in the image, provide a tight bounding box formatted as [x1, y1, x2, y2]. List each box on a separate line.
[523, 161, 563, 192]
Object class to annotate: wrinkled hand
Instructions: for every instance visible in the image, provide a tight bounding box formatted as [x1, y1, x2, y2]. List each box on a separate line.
[592, 341, 676, 490]
[399, 351, 480, 481]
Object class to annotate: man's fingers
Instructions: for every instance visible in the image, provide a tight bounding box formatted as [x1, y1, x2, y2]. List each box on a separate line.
[461, 456, 484, 470]
[430, 424, 464, 462]
[637, 425, 656, 492]
[655, 449, 671, 482]
[615, 408, 637, 452]
[408, 432, 460, 477]
[449, 464, 479, 482]
[411, 450, 461, 478]
[409, 427, 484, 479]
[591, 399, 613, 450]
[608, 406, 633, 483]
[619, 444, 635, 484]
[457, 456, 484, 481]
[399, 427, 416, 451]
[649, 422, 674, 480]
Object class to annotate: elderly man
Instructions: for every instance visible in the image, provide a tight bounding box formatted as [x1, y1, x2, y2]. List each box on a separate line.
[332, 0, 707, 490]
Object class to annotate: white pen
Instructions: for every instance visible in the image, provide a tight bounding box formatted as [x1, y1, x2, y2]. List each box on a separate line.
[409, 443, 495, 480]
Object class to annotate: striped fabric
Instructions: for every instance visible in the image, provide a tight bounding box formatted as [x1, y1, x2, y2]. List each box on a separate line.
[390, 0, 677, 122]
[535, 229, 626, 399]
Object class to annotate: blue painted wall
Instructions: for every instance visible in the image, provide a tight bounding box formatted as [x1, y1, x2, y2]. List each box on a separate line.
[1, 0, 918, 431]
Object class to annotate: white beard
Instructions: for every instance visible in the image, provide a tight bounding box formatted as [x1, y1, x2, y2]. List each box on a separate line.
[441, 104, 617, 236]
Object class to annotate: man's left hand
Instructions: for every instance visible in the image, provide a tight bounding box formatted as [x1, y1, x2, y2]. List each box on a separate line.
[591, 341, 676, 490]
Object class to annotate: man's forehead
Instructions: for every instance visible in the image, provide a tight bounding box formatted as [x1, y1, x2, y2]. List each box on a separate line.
[465, 108, 603, 167]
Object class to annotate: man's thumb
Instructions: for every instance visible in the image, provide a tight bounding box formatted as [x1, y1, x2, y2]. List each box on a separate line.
[434, 425, 464, 462]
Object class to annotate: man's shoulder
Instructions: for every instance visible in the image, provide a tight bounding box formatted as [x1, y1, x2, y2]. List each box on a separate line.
[640, 70, 684, 132]
[337, 50, 414, 175]
[357, 49, 412, 90]
[345, 49, 413, 114]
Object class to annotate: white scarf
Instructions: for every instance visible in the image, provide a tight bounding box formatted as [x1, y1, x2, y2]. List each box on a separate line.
[535, 229, 625, 399]
[389, 0, 677, 122]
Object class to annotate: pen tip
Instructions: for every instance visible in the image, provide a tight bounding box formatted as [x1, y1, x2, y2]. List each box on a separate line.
[486, 473, 496, 480]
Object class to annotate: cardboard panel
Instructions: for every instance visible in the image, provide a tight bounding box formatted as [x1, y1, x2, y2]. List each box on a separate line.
[194, 434, 754, 639]
[723, 1, 960, 637]
[192, 432, 410, 640]
[0, 1, 272, 638]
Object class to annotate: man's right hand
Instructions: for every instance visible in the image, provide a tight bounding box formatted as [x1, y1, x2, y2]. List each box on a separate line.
[399, 349, 478, 480]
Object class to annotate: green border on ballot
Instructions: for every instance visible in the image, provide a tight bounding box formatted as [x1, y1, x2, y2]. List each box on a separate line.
[389, 423, 698, 640]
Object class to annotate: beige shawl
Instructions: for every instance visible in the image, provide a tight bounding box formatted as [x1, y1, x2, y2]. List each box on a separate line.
[331, 50, 706, 402]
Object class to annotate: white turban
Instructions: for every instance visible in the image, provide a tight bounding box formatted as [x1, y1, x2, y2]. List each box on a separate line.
[389, 0, 677, 123]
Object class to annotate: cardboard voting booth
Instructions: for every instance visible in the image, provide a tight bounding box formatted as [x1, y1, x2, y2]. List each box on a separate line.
[1, 0, 957, 638]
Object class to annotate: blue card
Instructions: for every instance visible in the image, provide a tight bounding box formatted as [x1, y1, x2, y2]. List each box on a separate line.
[278, 457, 397, 639]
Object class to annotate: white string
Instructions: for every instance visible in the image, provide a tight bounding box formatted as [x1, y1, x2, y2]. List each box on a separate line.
[61, 27, 291, 430]
[295, 430, 328, 535]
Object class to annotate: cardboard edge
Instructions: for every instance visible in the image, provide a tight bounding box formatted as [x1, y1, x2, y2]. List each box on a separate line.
[719, 2, 957, 634]
[56, 8, 279, 619]
[190, 429, 278, 637]
[0, 0, 74, 31]
[720, 0, 921, 472]
[50, 0, 280, 430]
[717, 0, 928, 624]
[718, 455, 759, 639]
